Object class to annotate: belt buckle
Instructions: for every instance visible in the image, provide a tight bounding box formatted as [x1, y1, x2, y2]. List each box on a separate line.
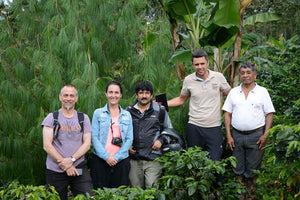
[244, 130, 253, 134]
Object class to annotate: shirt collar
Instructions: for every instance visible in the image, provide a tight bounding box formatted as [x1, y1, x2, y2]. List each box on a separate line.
[193, 70, 214, 82]
[238, 83, 257, 93]
[104, 103, 125, 115]
[133, 102, 151, 111]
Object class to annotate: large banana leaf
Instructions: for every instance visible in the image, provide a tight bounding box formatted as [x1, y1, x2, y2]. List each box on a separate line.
[165, 0, 197, 22]
[244, 12, 281, 26]
[169, 49, 192, 63]
[199, 0, 240, 47]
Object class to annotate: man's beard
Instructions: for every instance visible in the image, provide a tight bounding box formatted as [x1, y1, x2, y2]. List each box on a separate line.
[64, 104, 73, 110]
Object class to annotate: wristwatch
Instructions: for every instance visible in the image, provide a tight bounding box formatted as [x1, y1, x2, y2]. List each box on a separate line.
[70, 156, 76, 162]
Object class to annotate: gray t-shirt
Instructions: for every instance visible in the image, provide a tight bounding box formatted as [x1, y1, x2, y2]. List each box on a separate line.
[41, 109, 91, 172]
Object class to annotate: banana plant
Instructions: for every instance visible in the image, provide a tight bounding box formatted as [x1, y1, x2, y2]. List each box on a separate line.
[163, 0, 280, 87]
[160, 0, 241, 80]
[229, 0, 280, 87]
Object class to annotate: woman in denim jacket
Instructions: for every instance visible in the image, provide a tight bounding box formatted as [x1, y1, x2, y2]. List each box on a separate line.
[90, 81, 133, 189]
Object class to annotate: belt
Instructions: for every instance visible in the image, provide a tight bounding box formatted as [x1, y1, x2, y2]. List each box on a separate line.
[232, 126, 265, 135]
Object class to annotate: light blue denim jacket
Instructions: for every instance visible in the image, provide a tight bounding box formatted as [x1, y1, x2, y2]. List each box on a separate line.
[91, 104, 133, 162]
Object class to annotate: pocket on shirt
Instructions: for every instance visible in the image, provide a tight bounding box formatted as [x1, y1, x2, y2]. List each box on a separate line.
[99, 117, 109, 130]
[120, 120, 129, 134]
[212, 83, 219, 90]
[252, 103, 263, 116]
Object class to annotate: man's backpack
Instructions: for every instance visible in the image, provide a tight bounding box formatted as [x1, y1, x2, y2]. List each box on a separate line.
[53, 111, 84, 145]
[158, 106, 186, 153]
[160, 128, 186, 153]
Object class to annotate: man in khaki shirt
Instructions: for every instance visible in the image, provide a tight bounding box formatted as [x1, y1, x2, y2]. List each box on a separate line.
[168, 49, 231, 161]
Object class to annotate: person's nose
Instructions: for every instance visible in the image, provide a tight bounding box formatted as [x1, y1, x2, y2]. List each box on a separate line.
[66, 95, 72, 100]
[241, 73, 247, 78]
[198, 65, 204, 69]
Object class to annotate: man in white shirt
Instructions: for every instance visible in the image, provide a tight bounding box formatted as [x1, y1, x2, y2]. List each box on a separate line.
[222, 62, 275, 200]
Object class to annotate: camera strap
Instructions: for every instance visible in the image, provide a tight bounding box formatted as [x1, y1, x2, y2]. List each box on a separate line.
[110, 119, 116, 137]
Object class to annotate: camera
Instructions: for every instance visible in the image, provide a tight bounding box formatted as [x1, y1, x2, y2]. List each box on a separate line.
[112, 137, 123, 147]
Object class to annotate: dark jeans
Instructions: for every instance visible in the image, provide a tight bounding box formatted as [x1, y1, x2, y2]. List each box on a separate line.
[46, 162, 93, 200]
[232, 128, 265, 178]
[186, 123, 223, 161]
[90, 154, 130, 189]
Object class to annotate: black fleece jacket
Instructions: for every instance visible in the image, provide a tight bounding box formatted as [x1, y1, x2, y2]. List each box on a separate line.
[126, 101, 173, 161]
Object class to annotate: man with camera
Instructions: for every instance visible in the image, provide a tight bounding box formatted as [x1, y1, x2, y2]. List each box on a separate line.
[42, 84, 93, 200]
[126, 81, 174, 189]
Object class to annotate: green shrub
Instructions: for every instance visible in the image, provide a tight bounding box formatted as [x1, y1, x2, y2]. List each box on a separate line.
[0, 181, 59, 200]
[257, 124, 300, 199]
[88, 186, 157, 200]
[155, 147, 244, 200]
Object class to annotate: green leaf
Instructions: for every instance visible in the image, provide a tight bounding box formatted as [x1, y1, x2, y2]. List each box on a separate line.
[287, 141, 300, 155]
[244, 13, 281, 26]
[143, 32, 158, 49]
[166, 0, 197, 21]
[214, 0, 240, 28]
[169, 49, 192, 63]
[253, 57, 288, 76]
[199, 0, 239, 47]
[267, 37, 284, 50]
[187, 182, 198, 196]
[199, 25, 238, 47]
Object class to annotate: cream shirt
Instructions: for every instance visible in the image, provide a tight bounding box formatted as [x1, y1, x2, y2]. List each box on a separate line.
[181, 70, 231, 127]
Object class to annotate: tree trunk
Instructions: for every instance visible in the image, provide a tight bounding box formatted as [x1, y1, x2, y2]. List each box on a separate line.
[213, 48, 220, 72]
[231, 0, 252, 87]
[170, 15, 186, 80]
[232, 18, 242, 87]
[160, 0, 186, 81]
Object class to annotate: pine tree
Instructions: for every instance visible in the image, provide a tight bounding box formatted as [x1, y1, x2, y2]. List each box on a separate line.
[0, 0, 176, 185]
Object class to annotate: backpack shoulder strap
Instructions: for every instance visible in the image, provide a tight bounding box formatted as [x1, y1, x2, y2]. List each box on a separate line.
[125, 105, 132, 112]
[77, 111, 84, 133]
[159, 105, 166, 132]
[53, 110, 59, 126]
[52, 110, 62, 145]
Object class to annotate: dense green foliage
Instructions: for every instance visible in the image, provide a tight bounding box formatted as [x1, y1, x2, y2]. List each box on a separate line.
[223, 17, 300, 199]
[255, 124, 300, 200]
[0, 148, 244, 200]
[1, 0, 299, 199]
[245, 31, 300, 199]
[245, 0, 300, 39]
[0, 181, 59, 200]
[156, 147, 243, 199]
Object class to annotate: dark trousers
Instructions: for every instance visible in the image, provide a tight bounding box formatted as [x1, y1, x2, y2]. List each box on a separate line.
[186, 123, 223, 161]
[186, 123, 224, 187]
[46, 162, 93, 200]
[232, 128, 265, 178]
[90, 154, 130, 189]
